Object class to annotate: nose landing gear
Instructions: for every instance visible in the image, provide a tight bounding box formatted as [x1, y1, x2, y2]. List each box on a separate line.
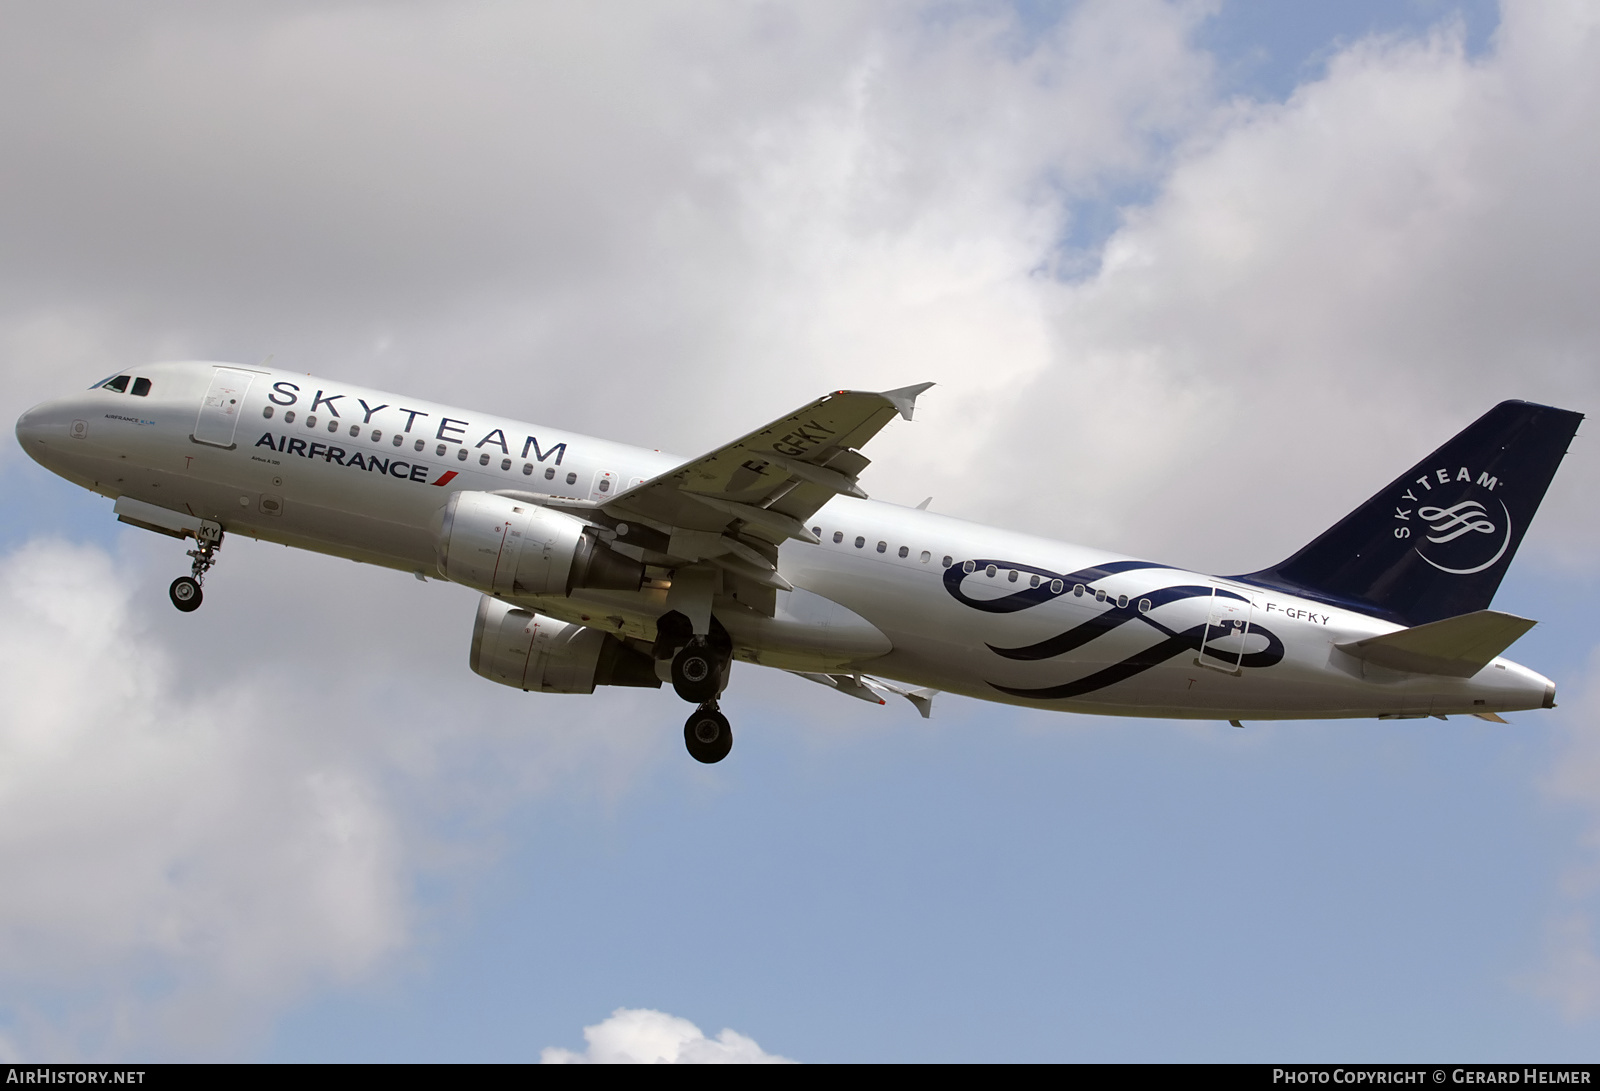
[169, 526, 222, 613]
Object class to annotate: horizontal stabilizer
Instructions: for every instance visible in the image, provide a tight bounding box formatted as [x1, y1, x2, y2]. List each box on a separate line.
[1335, 610, 1536, 678]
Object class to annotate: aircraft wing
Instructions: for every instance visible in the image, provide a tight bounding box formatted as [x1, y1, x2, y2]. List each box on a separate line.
[602, 383, 933, 558]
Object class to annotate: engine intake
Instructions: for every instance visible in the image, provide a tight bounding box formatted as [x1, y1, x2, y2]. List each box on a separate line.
[433, 490, 643, 597]
[470, 595, 660, 693]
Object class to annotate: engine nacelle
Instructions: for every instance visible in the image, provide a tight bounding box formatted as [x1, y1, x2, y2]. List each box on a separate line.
[469, 595, 660, 693]
[433, 490, 643, 597]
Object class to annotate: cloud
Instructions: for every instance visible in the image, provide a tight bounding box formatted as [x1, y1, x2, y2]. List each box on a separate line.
[0, 1, 1215, 459]
[1524, 644, 1600, 1021]
[961, 0, 1600, 573]
[0, 539, 410, 1056]
[540, 1008, 795, 1064]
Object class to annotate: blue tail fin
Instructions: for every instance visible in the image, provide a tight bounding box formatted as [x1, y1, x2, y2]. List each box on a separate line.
[1238, 400, 1583, 626]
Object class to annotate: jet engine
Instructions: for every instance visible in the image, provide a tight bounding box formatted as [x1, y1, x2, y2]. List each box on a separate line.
[433, 490, 643, 597]
[470, 595, 659, 693]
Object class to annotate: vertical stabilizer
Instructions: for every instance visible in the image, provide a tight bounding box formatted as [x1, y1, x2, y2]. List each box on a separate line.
[1238, 401, 1582, 626]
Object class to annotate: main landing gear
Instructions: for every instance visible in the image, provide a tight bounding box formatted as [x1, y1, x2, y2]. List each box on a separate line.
[169, 527, 223, 613]
[684, 704, 732, 764]
[656, 610, 735, 763]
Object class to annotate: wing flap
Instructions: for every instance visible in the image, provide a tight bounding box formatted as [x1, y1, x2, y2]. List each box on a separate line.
[1335, 610, 1537, 677]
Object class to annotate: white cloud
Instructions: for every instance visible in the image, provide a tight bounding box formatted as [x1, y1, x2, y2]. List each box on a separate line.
[0, 539, 409, 1056]
[960, 0, 1600, 573]
[0, 526, 686, 1057]
[541, 1008, 795, 1064]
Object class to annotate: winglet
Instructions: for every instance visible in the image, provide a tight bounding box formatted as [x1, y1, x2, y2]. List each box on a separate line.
[881, 382, 935, 422]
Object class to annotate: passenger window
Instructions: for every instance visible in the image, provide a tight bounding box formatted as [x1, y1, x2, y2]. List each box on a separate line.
[854, 536, 865, 549]
[501, 458, 512, 471]
[435, 443, 446, 456]
[522, 463, 533, 475]
[478, 452, 490, 465]
[130, 377, 151, 396]
[1073, 584, 1085, 596]
[262, 406, 274, 419]
[371, 429, 381, 442]
[833, 531, 843, 544]
[328, 420, 338, 432]
[414, 439, 424, 451]
[1050, 579, 1063, 594]
[876, 541, 886, 553]
[812, 526, 821, 537]
[1007, 570, 1017, 582]
[458, 449, 469, 461]
[943, 556, 953, 568]
[1118, 594, 1128, 609]
[565, 472, 577, 485]
[963, 560, 975, 573]
[306, 415, 317, 427]
[985, 564, 996, 577]
[920, 551, 930, 563]
[1029, 574, 1039, 587]
[350, 425, 360, 437]
[599, 479, 611, 492]
[1138, 598, 1152, 614]
[898, 546, 909, 558]
[1095, 589, 1106, 602]
[392, 435, 403, 447]
[545, 467, 556, 480]
[285, 410, 296, 424]
[103, 375, 130, 393]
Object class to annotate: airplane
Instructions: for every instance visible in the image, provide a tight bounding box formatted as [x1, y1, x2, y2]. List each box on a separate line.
[13, 362, 1583, 763]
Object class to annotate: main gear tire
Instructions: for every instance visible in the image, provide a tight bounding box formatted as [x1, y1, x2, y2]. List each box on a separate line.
[671, 641, 722, 704]
[684, 707, 733, 764]
[169, 576, 203, 612]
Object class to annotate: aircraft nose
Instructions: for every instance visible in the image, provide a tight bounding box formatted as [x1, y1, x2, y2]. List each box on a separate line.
[15, 403, 46, 446]
[14, 400, 77, 458]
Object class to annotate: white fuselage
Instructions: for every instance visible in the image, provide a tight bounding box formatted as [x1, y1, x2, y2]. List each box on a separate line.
[16, 361, 1556, 721]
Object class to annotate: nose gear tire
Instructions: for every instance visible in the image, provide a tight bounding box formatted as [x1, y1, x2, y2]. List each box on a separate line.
[169, 576, 203, 612]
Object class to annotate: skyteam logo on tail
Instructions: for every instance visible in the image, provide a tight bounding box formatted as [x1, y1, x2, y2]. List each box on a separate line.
[1393, 467, 1512, 576]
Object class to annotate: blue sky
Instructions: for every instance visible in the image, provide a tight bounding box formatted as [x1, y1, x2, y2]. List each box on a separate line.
[2, 0, 1598, 1062]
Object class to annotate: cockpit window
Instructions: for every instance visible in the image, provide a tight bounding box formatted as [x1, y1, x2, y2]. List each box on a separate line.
[130, 377, 152, 397]
[99, 375, 131, 393]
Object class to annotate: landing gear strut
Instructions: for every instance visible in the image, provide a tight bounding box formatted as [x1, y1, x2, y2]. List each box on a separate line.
[684, 703, 732, 764]
[169, 528, 222, 613]
[655, 610, 737, 762]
